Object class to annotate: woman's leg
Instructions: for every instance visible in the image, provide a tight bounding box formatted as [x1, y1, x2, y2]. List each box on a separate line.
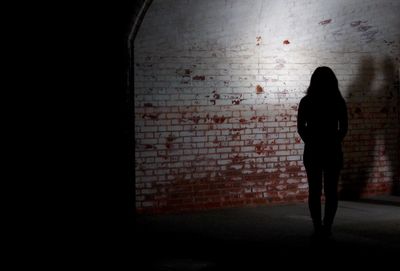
[306, 165, 323, 231]
[323, 168, 340, 232]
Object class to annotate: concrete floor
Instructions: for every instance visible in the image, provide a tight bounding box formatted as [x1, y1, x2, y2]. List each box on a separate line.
[135, 196, 400, 270]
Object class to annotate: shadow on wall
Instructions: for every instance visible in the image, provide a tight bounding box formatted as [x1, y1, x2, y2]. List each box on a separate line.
[396, 58, 400, 196]
[383, 58, 400, 196]
[340, 56, 399, 199]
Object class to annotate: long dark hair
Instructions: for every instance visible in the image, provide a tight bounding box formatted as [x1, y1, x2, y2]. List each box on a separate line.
[307, 66, 343, 100]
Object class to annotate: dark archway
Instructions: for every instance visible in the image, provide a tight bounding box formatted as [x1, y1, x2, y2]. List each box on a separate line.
[127, 0, 154, 218]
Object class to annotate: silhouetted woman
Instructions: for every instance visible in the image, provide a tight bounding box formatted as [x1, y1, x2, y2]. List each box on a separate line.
[297, 66, 348, 238]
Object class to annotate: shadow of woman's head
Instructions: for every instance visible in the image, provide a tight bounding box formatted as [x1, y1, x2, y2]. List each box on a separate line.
[340, 56, 400, 199]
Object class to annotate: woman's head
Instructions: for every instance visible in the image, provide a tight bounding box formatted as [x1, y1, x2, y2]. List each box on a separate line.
[307, 66, 341, 98]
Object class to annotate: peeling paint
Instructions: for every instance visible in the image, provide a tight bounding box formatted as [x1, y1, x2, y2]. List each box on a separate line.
[319, 19, 332, 25]
[142, 113, 159, 120]
[210, 90, 220, 105]
[213, 115, 226, 124]
[350, 20, 363, 27]
[358, 25, 372, 32]
[256, 85, 264, 94]
[256, 36, 262, 46]
[144, 144, 154, 149]
[258, 116, 266, 122]
[232, 95, 244, 105]
[189, 116, 201, 124]
[361, 30, 379, 43]
[166, 134, 177, 142]
[255, 142, 265, 154]
[193, 75, 205, 80]
[232, 99, 241, 105]
[232, 132, 240, 140]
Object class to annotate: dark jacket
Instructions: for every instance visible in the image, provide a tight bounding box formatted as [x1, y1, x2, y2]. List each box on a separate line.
[297, 95, 348, 169]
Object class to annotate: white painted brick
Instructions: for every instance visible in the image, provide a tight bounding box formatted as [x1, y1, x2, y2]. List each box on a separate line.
[134, 0, 400, 210]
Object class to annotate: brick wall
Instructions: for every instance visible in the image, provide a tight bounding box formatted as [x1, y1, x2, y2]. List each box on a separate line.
[133, 0, 400, 213]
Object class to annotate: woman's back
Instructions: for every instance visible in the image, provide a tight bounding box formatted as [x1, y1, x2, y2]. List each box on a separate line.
[299, 95, 346, 149]
[297, 66, 348, 155]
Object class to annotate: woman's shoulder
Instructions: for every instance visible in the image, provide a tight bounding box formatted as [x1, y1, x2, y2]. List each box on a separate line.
[299, 95, 310, 105]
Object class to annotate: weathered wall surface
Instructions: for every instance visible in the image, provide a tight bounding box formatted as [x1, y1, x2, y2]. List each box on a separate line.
[134, 0, 400, 213]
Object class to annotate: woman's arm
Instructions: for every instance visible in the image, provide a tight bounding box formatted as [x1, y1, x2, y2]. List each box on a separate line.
[338, 98, 348, 142]
[297, 98, 308, 143]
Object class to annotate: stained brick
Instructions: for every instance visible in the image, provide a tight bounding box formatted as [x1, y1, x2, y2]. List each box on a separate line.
[134, 0, 400, 213]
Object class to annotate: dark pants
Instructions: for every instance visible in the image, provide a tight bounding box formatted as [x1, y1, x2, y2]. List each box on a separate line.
[305, 164, 340, 230]
[303, 143, 343, 232]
